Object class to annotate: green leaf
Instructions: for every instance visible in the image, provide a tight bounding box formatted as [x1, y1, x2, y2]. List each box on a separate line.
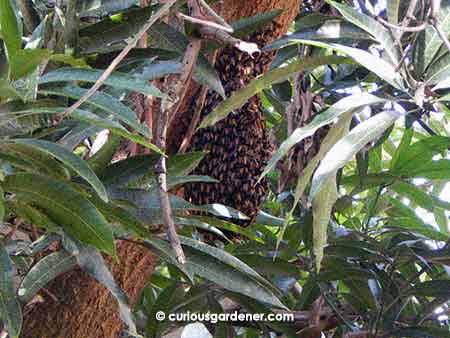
[386, 197, 448, 241]
[327, 0, 400, 64]
[76, 245, 137, 335]
[265, 20, 372, 51]
[179, 237, 285, 308]
[18, 251, 77, 303]
[299, 40, 405, 90]
[8, 138, 109, 202]
[40, 86, 150, 137]
[408, 159, 450, 180]
[0, 142, 70, 180]
[181, 215, 262, 242]
[406, 280, 450, 297]
[310, 110, 402, 200]
[9, 49, 51, 80]
[198, 55, 351, 129]
[0, 79, 22, 101]
[261, 93, 386, 180]
[414, 1, 450, 75]
[0, 244, 22, 338]
[425, 52, 450, 86]
[390, 127, 414, 170]
[4, 173, 116, 255]
[39, 68, 164, 97]
[147, 22, 225, 97]
[312, 174, 338, 273]
[87, 133, 121, 174]
[390, 181, 450, 212]
[0, 0, 21, 54]
[392, 136, 450, 173]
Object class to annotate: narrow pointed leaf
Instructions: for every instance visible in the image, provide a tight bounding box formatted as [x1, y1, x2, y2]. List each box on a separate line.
[40, 86, 150, 137]
[310, 110, 402, 200]
[18, 251, 77, 303]
[198, 55, 350, 129]
[4, 173, 115, 255]
[0, 244, 22, 338]
[39, 68, 164, 97]
[327, 0, 400, 64]
[9, 138, 109, 202]
[76, 245, 137, 334]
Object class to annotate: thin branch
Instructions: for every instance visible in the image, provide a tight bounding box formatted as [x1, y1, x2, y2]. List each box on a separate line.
[154, 1, 203, 264]
[376, 16, 428, 32]
[177, 12, 233, 33]
[178, 83, 209, 153]
[431, 20, 450, 53]
[62, 0, 178, 117]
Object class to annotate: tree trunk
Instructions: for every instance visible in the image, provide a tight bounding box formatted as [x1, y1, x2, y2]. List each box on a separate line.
[21, 1, 301, 337]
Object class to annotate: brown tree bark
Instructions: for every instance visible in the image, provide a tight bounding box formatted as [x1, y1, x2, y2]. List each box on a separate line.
[21, 1, 301, 337]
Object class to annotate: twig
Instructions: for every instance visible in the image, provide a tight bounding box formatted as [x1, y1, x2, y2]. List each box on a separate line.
[167, 39, 202, 126]
[177, 12, 233, 33]
[376, 16, 427, 32]
[395, 0, 420, 44]
[197, 0, 233, 30]
[431, 20, 450, 53]
[178, 86, 208, 153]
[62, 0, 178, 117]
[154, 1, 204, 264]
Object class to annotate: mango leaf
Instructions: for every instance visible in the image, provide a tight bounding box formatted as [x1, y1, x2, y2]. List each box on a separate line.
[312, 175, 338, 273]
[406, 280, 450, 297]
[39, 68, 164, 97]
[298, 40, 405, 90]
[390, 181, 450, 212]
[0, 142, 70, 180]
[391, 136, 450, 173]
[178, 237, 285, 308]
[9, 107, 163, 156]
[0, 0, 21, 54]
[4, 173, 116, 256]
[7, 138, 108, 202]
[414, 0, 450, 75]
[327, 0, 400, 64]
[386, 197, 448, 241]
[261, 93, 386, 180]
[40, 86, 150, 137]
[0, 244, 22, 338]
[198, 55, 351, 129]
[9, 49, 51, 80]
[310, 110, 402, 200]
[0, 79, 22, 101]
[390, 128, 414, 170]
[425, 52, 450, 86]
[18, 251, 77, 303]
[407, 160, 450, 180]
[147, 22, 225, 97]
[76, 245, 137, 335]
[265, 20, 372, 51]
[109, 188, 249, 221]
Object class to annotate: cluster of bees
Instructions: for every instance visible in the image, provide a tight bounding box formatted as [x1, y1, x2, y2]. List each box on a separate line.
[184, 26, 279, 225]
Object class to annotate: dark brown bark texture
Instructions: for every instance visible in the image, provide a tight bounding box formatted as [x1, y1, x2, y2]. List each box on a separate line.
[21, 1, 301, 337]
